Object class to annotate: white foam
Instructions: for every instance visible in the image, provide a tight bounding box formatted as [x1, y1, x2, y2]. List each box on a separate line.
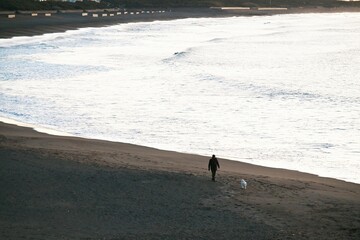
[0, 117, 73, 137]
[1, 13, 360, 184]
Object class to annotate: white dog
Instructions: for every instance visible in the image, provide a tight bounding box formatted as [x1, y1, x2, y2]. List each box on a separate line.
[240, 179, 247, 189]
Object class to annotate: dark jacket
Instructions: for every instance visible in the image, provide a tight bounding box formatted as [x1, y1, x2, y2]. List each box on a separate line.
[208, 157, 220, 171]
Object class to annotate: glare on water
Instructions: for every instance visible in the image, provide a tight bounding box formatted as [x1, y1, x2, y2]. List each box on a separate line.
[1, 13, 360, 183]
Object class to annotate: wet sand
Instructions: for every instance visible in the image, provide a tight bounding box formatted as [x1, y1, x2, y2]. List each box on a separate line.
[1, 7, 360, 39]
[1, 7, 360, 238]
[1, 121, 359, 239]
[0, 8, 248, 39]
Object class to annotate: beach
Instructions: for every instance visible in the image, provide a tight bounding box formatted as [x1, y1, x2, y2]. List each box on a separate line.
[0, 8, 251, 39]
[1, 6, 360, 239]
[1, 121, 359, 239]
[1, 7, 360, 39]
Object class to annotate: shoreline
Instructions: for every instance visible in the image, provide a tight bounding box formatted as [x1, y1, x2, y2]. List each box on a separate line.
[1, 8, 360, 238]
[0, 116, 74, 137]
[1, 120, 360, 239]
[1, 7, 360, 39]
[2, 116, 358, 185]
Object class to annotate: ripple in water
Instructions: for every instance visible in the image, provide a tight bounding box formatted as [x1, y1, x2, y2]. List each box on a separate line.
[0, 13, 359, 183]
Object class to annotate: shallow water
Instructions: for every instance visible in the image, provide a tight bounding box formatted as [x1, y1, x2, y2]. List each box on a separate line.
[1, 13, 359, 183]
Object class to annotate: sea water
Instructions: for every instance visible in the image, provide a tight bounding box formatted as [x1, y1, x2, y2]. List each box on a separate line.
[1, 13, 359, 183]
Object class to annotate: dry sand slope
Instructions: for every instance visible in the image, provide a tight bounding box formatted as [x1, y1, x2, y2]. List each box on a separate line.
[1, 122, 360, 239]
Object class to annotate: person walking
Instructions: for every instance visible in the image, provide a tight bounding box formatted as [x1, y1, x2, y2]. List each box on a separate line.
[208, 154, 220, 181]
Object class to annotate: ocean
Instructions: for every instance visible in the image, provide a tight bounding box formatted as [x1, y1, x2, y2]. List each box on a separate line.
[1, 13, 359, 183]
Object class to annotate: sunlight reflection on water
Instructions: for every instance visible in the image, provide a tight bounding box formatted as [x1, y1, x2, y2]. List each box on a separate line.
[1, 13, 359, 183]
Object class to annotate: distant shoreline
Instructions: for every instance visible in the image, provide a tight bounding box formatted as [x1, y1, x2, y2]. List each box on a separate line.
[1, 7, 360, 39]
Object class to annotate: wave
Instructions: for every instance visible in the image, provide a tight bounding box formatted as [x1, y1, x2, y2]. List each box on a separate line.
[1, 13, 360, 184]
[207, 37, 226, 43]
[263, 88, 320, 100]
[162, 50, 191, 63]
[0, 27, 95, 48]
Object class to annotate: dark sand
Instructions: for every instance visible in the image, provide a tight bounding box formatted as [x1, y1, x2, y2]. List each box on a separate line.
[1, 7, 360, 239]
[1, 7, 360, 39]
[0, 8, 249, 39]
[1, 122, 360, 239]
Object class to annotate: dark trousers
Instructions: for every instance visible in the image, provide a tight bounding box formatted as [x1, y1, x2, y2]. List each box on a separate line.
[211, 168, 217, 181]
